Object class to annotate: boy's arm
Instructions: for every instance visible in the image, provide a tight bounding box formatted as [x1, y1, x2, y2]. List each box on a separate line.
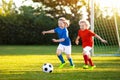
[52, 38, 65, 43]
[75, 36, 80, 45]
[95, 34, 107, 43]
[42, 29, 55, 35]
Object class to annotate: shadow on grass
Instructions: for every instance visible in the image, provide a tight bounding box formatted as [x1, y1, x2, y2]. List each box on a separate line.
[0, 69, 120, 80]
[0, 45, 120, 80]
[0, 61, 120, 80]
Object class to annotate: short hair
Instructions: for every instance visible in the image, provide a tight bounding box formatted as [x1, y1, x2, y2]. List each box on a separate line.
[58, 17, 70, 27]
[58, 17, 66, 21]
[79, 19, 90, 29]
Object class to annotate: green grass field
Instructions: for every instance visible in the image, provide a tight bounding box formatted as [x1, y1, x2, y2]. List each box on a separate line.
[0, 45, 120, 80]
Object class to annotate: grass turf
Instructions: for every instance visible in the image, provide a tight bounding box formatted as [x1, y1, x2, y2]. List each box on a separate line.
[0, 45, 120, 80]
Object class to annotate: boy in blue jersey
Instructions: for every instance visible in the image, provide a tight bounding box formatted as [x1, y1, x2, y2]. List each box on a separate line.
[42, 17, 75, 68]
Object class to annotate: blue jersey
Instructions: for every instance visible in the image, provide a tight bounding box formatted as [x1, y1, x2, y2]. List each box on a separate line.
[54, 27, 71, 46]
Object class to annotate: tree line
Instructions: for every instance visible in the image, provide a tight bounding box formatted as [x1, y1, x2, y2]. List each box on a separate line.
[0, 0, 119, 45]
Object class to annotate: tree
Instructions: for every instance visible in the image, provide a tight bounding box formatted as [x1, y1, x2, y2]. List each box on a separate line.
[33, 0, 87, 21]
[0, 0, 16, 16]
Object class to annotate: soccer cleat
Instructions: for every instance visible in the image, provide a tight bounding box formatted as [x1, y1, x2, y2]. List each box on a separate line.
[83, 65, 89, 69]
[59, 63, 66, 68]
[70, 65, 75, 69]
[89, 65, 96, 70]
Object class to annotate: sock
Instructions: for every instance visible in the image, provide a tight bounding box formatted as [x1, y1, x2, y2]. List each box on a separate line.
[83, 55, 88, 65]
[68, 58, 74, 66]
[57, 54, 65, 64]
[88, 58, 94, 66]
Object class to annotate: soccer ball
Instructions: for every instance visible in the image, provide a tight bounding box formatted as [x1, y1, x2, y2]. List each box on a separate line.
[42, 63, 53, 73]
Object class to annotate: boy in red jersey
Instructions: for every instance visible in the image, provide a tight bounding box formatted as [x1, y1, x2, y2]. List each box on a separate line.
[75, 19, 107, 70]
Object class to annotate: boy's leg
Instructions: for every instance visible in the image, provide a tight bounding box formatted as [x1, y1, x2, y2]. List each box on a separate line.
[83, 47, 92, 69]
[57, 44, 65, 64]
[84, 47, 96, 70]
[65, 46, 75, 68]
[57, 52, 66, 68]
[83, 53, 89, 69]
[58, 54, 66, 68]
[88, 57, 94, 66]
[66, 54, 74, 66]
[57, 49, 65, 64]
[83, 54, 88, 65]
[56, 45, 66, 68]
[88, 57, 96, 70]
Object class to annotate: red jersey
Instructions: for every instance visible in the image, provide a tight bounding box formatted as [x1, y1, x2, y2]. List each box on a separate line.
[78, 29, 96, 48]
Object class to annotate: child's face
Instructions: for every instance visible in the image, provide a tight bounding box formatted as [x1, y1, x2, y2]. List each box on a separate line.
[58, 20, 65, 28]
[79, 22, 88, 30]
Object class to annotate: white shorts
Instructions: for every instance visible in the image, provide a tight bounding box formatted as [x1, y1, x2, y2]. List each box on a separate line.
[57, 44, 71, 54]
[83, 46, 92, 55]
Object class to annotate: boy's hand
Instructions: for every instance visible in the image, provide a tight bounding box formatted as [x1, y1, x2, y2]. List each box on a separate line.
[75, 40, 79, 45]
[42, 31, 46, 35]
[52, 39, 58, 42]
[101, 39, 107, 43]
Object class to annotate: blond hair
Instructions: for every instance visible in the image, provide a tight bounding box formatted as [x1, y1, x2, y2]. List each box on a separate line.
[79, 19, 90, 29]
[58, 17, 70, 27]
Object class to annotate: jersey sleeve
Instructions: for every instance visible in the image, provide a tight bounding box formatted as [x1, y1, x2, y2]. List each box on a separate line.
[88, 30, 96, 36]
[54, 27, 58, 33]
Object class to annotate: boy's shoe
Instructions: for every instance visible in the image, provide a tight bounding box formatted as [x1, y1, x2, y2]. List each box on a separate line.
[83, 65, 89, 69]
[59, 63, 66, 68]
[70, 65, 75, 69]
[89, 65, 96, 70]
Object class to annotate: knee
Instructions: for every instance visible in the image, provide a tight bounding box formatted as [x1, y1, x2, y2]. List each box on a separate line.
[56, 52, 60, 56]
[56, 49, 62, 56]
[83, 51, 87, 55]
[83, 51, 90, 56]
[66, 54, 71, 59]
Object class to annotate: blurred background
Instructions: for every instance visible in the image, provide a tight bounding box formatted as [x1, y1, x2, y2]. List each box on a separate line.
[0, 0, 120, 45]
